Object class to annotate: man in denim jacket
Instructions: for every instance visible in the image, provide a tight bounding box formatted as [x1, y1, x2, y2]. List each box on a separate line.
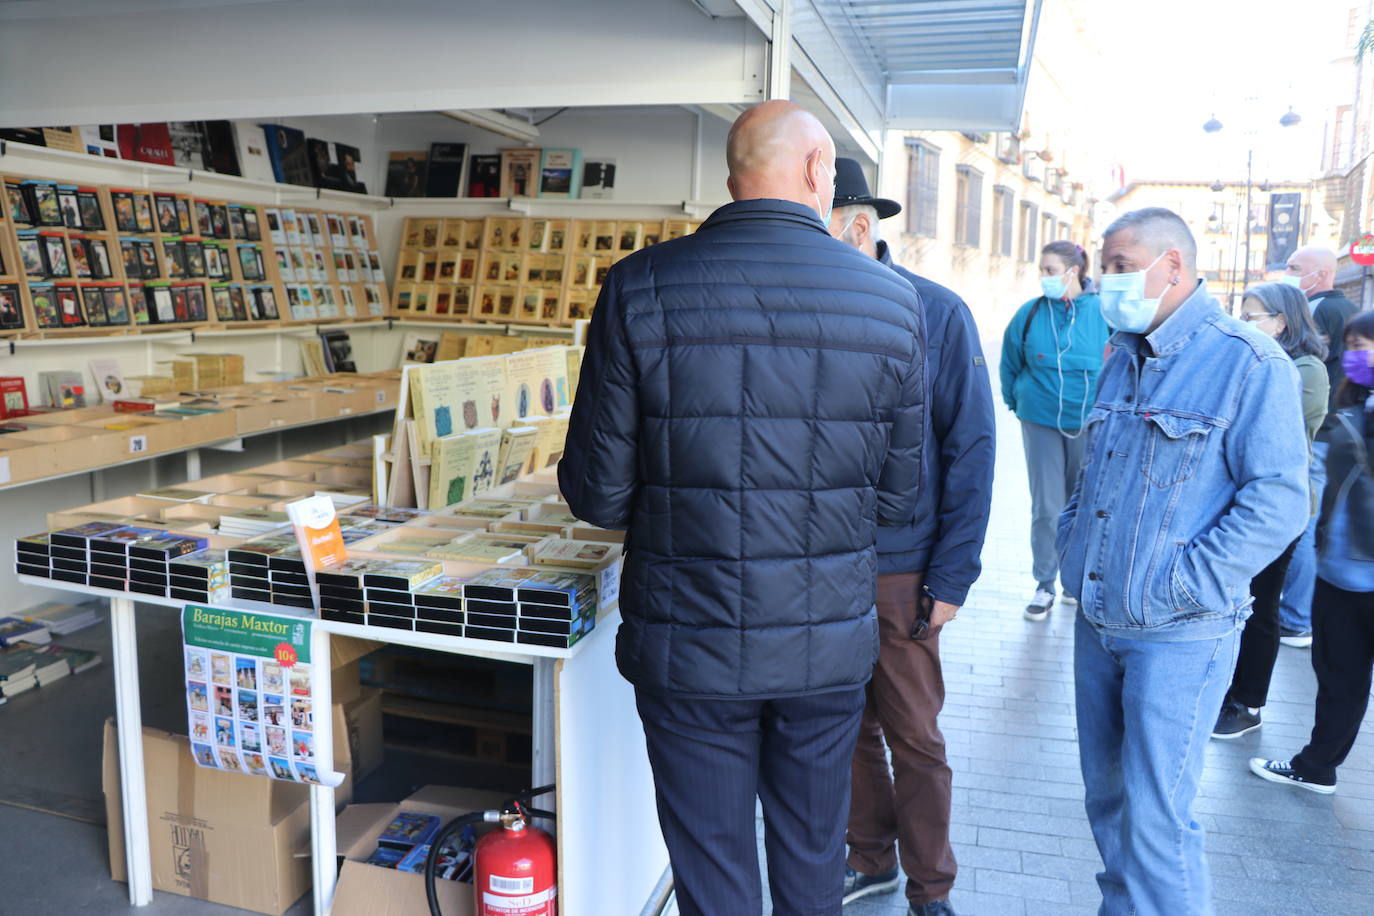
[1057, 208, 1309, 915]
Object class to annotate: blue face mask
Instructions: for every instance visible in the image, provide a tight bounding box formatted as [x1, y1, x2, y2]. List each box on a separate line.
[1098, 252, 1167, 333]
[1040, 274, 1069, 299]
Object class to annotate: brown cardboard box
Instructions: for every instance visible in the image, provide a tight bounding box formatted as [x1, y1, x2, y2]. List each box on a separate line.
[228, 397, 315, 435]
[330, 786, 507, 916]
[335, 687, 384, 786]
[102, 720, 312, 916]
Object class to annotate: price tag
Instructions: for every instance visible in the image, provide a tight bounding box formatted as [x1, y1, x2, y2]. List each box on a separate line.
[375, 390, 387, 405]
[340, 407, 354, 416]
[129, 435, 148, 455]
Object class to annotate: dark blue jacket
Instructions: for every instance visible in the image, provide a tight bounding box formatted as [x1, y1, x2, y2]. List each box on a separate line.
[874, 242, 995, 605]
[560, 199, 927, 699]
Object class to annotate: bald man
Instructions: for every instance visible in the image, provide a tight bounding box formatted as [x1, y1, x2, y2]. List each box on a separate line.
[1277, 247, 1359, 643]
[561, 100, 927, 915]
[1285, 245, 1357, 401]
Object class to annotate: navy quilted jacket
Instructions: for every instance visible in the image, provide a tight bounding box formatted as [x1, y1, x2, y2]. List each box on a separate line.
[559, 199, 927, 699]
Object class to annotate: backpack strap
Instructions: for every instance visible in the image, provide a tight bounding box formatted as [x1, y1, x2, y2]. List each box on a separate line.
[1020, 297, 1045, 348]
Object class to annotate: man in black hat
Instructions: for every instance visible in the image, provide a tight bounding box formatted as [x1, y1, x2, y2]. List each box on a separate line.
[830, 157, 995, 916]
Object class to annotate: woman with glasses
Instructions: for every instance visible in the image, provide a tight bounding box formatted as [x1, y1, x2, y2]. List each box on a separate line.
[1212, 282, 1329, 738]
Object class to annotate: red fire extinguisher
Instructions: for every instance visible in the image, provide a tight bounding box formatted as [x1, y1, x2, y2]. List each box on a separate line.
[474, 802, 557, 916]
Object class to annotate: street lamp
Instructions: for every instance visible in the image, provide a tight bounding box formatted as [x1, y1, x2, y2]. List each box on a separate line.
[1201, 108, 1301, 302]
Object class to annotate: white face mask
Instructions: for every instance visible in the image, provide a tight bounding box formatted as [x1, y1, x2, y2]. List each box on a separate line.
[812, 159, 834, 227]
[1279, 270, 1316, 294]
[1097, 251, 1168, 333]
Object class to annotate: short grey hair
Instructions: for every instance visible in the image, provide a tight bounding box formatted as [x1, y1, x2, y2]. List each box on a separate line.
[1103, 207, 1197, 269]
[832, 203, 881, 240]
[1242, 282, 1329, 360]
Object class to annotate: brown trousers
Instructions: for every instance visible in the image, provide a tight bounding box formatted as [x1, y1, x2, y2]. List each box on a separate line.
[846, 571, 957, 905]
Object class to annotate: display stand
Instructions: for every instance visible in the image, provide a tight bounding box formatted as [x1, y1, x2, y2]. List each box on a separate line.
[19, 574, 667, 915]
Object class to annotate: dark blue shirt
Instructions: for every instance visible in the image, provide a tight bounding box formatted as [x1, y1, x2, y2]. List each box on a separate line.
[874, 241, 996, 606]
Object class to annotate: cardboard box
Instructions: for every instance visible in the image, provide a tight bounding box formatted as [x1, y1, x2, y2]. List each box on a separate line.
[335, 687, 384, 785]
[103, 719, 312, 916]
[229, 397, 317, 435]
[330, 785, 508, 916]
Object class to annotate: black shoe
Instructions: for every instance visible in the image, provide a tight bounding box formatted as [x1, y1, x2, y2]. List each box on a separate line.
[1249, 757, 1335, 795]
[842, 865, 900, 904]
[910, 901, 957, 916]
[1211, 698, 1261, 739]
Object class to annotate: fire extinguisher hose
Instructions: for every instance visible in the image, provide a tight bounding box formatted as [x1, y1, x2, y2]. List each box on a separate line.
[425, 784, 557, 916]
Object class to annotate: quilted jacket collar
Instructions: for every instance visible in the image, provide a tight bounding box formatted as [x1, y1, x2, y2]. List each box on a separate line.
[699, 198, 831, 235]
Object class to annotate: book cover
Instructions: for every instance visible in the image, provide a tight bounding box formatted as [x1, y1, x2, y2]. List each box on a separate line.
[88, 358, 126, 403]
[580, 158, 617, 199]
[320, 331, 357, 373]
[0, 377, 28, 418]
[0, 617, 51, 647]
[199, 120, 241, 176]
[167, 121, 207, 171]
[497, 426, 538, 485]
[40, 370, 85, 408]
[116, 123, 174, 167]
[234, 124, 277, 183]
[384, 151, 429, 198]
[334, 143, 366, 193]
[259, 124, 313, 186]
[466, 155, 502, 197]
[425, 143, 468, 197]
[499, 148, 541, 198]
[307, 138, 343, 191]
[531, 537, 613, 569]
[285, 495, 346, 572]
[428, 427, 502, 508]
[538, 148, 582, 199]
[426, 534, 529, 564]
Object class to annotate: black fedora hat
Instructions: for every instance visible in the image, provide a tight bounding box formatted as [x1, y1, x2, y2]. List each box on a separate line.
[831, 157, 901, 220]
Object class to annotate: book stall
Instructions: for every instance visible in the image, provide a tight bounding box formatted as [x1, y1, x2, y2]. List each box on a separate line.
[10, 339, 665, 914]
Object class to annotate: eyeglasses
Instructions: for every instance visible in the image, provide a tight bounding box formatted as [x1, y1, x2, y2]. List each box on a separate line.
[1240, 312, 1277, 323]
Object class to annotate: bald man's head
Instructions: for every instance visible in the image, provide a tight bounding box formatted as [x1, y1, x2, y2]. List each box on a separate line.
[726, 101, 837, 219]
[1286, 245, 1338, 295]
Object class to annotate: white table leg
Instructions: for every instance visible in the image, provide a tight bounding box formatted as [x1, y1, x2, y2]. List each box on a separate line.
[185, 448, 202, 482]
[310, 626, 337, 916]
[531, 658, 556, 809]
[111, 595, 152, 906]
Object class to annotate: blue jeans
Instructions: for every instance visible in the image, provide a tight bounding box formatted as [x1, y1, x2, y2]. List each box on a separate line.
[1075, 612, 1240, 916]
[1279, 442, 1328, 632]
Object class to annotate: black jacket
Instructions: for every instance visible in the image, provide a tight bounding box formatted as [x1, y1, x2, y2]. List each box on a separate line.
[873, 242, 995, 606]
[1310, 288, 1358, 418]
[560, 199, 926, 699]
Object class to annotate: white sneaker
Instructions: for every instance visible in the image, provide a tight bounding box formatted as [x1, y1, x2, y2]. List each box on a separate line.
[1060, 594, 1078, 606]
[1025, 589, 1054, 621]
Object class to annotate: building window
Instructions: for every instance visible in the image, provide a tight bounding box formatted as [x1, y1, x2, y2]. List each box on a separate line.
[1042, 213, 1056, 245]
[1020, 201, 1038, 261]
[993, 186, 1014, 257]
[955, 165, 983, 248]
[1058, 221, 1071, 242]
[1046, 168, 1063, 195]
[905, 140, 940, 238]
[996, 132, 1021, 164]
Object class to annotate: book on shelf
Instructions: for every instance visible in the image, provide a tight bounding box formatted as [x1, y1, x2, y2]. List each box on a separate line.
[167, 121, 207, 171]
[428, 426, 502, 509]
[39, 370, 86, 409]
[425, 143, 468, 197]
[581, 158, 617, 199]
[21, 601, 101, 636]
[334, 143, 367, 193]
[0, 616, 52, 647]
[259, 124, 313, 186]
[77, 124, 120, 159]
[466, 155, 501, 197]
[233, 124, 277, 183]
[285, 494, 347, 572]
[385, 151, 429, 198]
[28, 643, 103, 677]
[199, 120, 242, 176]
[497, 426, 538, 486]
[538, 149, 582, 199]
[299, 338, 329, 378]
[0, 377, 28, 419]
[307, 138, 344, 191]
[88, 358, 126, 403]
[115, 123, 174, 167]
[499, 148, 541, 198]
[320, 330, 358, 373]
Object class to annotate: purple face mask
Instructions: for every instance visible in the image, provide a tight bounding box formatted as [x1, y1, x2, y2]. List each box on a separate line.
[1342, 349, 1374, 388]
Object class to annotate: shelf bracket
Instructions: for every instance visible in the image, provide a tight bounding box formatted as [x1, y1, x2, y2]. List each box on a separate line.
[1, 140, 6, 157]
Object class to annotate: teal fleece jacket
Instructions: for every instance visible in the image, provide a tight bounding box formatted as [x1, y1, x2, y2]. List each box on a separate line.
[999, 292, 1109, 433]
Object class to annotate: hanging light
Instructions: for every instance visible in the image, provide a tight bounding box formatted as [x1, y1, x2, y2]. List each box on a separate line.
[1203, 116, 1224, 133]
[1279, 107, 1301, 128]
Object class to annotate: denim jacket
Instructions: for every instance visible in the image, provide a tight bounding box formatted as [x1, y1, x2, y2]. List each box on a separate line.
[1057, 282, 1310, 641]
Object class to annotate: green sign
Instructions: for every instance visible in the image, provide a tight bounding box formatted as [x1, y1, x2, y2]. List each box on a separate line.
[182, 605, 311, 664]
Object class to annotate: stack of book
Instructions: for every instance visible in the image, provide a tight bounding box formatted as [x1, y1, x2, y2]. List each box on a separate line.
[0, 616, 51, 647]
[226, 536, 311, 608]
[21, 601, 101, 636]
[0, 642, 103, 700]
[315, 559, 443, 631]
[217, 508, 290, 539]
[168, 549, 229, 604]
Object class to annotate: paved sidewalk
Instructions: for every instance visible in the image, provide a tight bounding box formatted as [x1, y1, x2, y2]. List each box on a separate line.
[740, 392, 1374, 915]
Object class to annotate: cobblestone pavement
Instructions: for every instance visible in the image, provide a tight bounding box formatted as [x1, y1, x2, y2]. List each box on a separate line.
[712, 367, 1374, 916]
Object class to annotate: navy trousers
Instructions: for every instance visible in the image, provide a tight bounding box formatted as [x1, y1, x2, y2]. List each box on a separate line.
[635, 685, 867, 916]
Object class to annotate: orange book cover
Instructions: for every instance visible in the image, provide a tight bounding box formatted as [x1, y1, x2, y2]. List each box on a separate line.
[286, 495, 346, 571]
